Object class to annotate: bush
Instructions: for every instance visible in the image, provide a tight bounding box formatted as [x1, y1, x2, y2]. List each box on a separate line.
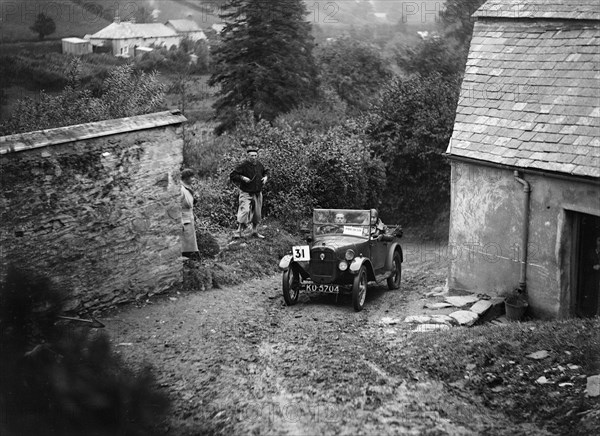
[368, 73, 460, 225]
[0, 266, 169, 435]
[0, 61, 166, 135]
[183, 126, 237, 179]
[214, 119, 387, 232]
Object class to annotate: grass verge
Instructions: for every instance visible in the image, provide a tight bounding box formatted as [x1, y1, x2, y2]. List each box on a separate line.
[183, 218, 302, 293]
[394, 319, 600, 435]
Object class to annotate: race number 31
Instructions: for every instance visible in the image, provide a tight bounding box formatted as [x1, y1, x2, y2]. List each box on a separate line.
[292, 245, 310, 261]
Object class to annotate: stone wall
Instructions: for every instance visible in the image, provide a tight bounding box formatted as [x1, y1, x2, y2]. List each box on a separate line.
[0, 111, 187, 312]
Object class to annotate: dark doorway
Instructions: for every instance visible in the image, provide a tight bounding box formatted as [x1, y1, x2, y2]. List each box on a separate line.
[575, 212, 600, 317]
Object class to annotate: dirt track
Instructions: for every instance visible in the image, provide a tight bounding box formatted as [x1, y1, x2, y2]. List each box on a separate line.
[102, 243, 550, 435]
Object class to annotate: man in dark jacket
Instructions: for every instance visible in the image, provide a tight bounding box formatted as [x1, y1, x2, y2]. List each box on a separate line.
[229, 146, 269, 239]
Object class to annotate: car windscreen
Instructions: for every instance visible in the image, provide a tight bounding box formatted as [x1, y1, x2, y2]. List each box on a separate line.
[313, 209, 370, 237]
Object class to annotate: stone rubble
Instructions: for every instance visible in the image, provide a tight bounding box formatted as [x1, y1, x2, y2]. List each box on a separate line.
[407, 286, 509, 330]
[585, 375, 600, 397]
[449, 310, 479, 326]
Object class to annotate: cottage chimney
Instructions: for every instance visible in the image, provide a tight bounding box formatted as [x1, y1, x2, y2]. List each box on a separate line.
[114, 10, 120, 24]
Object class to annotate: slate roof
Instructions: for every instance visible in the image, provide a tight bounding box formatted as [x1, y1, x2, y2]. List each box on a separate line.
[88, 22, 178, 40]
[475, 0, 600, 21]
[165, 19, 202, 32]
[447, 1, 600, 178]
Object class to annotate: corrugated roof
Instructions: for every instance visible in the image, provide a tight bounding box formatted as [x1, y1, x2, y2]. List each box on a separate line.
[165, 19, 202, 32]
[447, 10, 600, 178]
[62, 37, 89, 44]
[475, 0, 600, 21]
[88, 22, 178, 40]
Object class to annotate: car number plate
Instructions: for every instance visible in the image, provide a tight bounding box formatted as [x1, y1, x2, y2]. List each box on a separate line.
[306, 284, 339, 294]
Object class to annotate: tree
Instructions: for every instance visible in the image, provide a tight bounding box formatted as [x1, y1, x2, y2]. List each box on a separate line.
[209, 0, 319, 134]
[395, 37, 466, 77]
[440, 0, 487, 47]
[315, 37, 392, 112]
[30, 13, 56, 40]
[367, 73, 460, 224]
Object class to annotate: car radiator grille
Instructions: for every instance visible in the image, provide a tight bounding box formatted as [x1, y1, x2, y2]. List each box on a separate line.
[310, 248, 336, 278]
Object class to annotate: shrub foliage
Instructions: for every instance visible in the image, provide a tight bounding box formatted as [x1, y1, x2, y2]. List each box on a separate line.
[0, 60, 165, 135]
[368, 73, 460, 224]
[214, 120, 386, 231]
[0, 266, 169, 435]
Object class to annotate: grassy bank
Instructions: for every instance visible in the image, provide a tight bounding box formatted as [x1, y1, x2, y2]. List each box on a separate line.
[393, 319, 600, 435]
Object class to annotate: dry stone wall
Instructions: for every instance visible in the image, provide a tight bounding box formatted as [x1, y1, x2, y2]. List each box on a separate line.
[0, 111, 187, 312]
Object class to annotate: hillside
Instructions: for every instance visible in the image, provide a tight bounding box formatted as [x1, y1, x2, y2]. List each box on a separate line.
[0, 1, 110, 42]
[0, 1, 444, 44]
[0, 0, 220, 43]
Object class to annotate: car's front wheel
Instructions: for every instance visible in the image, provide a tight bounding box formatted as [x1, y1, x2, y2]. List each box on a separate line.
[352, 265, 368, 311]
[282, 267, 301, 306]
[387, 251, 402, 290]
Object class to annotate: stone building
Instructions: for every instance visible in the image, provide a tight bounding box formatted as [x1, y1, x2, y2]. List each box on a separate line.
[445, 0, 600, 318]
[0, 111, 187, 312]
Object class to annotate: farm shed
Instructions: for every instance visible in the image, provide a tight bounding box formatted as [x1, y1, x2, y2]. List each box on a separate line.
[61, 37, 92, 55]
[445, 0, 600, 319]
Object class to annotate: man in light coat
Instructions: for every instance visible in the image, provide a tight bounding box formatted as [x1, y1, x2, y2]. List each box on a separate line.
[181, 168, 199, 258]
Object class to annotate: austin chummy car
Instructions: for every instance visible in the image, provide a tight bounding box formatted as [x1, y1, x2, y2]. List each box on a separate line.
[278, 209, 403, 311]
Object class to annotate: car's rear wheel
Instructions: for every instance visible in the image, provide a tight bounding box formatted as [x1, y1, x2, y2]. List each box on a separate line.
[282, 266, 300, 306]
[352, 265, 368, 312]
[387, 251, 402, 290]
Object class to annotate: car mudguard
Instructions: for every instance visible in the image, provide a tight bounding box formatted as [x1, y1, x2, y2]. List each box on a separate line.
[349, 257, 376, 281]
[384, 242, 403, 271]
[279, 254, 293, 270]
[279, 256, 310, 278]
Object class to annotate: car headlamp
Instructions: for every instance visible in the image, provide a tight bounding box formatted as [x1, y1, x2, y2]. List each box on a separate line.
[338, 260, 348, 271]
[345, 249, 355, 261]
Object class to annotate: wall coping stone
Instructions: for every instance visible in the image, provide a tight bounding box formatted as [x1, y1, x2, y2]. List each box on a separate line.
[0, 110, 187, 155]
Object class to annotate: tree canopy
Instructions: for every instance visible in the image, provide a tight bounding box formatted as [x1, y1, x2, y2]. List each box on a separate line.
[367, 73, 460, 223]
[30, 13, 56, 40]
[209, 0, 319, 134]
[315, 37, 392, 112]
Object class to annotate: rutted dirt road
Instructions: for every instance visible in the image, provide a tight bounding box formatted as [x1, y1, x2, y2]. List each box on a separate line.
[102, 243, 549, 435]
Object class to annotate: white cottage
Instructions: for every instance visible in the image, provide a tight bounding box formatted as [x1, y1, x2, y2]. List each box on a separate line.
[86, 20, 180, 57]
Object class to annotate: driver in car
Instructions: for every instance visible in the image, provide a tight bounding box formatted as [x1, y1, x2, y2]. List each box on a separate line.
[333, 212, 347, 233]
[320, 212, 346, 234]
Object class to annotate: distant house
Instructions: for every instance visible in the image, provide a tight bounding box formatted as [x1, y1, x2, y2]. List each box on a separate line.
[445, 0, 600, 319]
[85, 20, 180, 57]
[165, 19, 207, 42]
[61, 37, 92, 55]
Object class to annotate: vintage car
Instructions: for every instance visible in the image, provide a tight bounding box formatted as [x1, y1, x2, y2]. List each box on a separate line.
[278, 209, 403, 311]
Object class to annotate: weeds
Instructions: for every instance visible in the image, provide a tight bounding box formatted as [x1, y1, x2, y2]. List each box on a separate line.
[396, 319, 600, 435]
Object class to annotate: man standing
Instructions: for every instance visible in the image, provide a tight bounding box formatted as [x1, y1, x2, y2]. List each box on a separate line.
[230, 145, 269, 239]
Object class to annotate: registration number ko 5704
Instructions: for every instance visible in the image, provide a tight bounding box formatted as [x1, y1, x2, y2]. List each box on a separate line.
[306, 284, 339, 294]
